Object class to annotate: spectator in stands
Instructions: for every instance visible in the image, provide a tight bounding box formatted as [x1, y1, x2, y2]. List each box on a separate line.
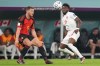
[35, 28, 46, 51]
[89, 28, 100, 59]
[35, 28, 44, 41]
[50, 28, 60, 58]
[77, 28, 89, 53]
[0, 28, 18, 59]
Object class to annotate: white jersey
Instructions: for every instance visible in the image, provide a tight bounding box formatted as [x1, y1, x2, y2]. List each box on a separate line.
[62, 12, 77, 30]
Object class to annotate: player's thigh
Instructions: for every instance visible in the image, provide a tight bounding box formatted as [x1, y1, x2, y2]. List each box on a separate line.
[23, 38, 32, 46]
[61, 35, 69, 45]
[69, 31, 80, 44]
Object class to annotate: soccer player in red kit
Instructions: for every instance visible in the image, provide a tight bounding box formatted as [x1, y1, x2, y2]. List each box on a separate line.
[15, 6, 52, 64]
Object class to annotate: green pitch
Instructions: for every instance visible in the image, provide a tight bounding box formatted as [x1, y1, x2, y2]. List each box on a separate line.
[0, 59, 99, 66]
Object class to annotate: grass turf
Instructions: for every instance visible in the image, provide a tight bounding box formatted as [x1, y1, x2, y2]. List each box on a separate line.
[0, 59, 99, 66]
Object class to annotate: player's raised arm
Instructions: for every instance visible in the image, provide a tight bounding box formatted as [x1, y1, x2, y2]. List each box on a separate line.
[15, 15, 25, 44]
[75, 17, 82, 28]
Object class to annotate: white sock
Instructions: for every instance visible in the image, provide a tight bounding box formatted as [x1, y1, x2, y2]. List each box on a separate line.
[59, 48, 74, 56]
[67, 43, 83, 58]
[91, 55, 94, 59]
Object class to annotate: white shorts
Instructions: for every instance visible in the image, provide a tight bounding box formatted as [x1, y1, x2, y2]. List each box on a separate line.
[61, 29, 80, 45]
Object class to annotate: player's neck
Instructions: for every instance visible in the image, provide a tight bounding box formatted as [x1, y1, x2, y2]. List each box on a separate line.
[26, 14, 30, 19]
[63, 11, 68, 15]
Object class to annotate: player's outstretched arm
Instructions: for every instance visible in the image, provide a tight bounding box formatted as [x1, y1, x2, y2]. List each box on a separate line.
[31, 26, 38, 39]
[75, 17, 82, 28]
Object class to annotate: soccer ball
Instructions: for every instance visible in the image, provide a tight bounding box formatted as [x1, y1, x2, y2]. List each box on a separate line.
[53, 1, 62, 9]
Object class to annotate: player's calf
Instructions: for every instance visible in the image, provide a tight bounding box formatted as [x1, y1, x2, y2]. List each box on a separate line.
[38, 46, 53, 64]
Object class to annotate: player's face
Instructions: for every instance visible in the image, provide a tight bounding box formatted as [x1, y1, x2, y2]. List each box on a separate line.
[93, 29, 99, 35]
[27, 9, 34, 17]
[62, 6, 69, 14]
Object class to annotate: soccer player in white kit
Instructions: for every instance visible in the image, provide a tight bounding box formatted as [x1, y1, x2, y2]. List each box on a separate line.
[59, 3, 85, 63]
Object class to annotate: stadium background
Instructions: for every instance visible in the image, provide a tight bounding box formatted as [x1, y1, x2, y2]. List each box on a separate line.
[0, 0, 100, 66]
[0, 0, 100, 48]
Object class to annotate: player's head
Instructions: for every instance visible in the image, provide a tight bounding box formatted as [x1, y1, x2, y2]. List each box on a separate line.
[62, 3, 70, 14]
[25, 6, 34, 17]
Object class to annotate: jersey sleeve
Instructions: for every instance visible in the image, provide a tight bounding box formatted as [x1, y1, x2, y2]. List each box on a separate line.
[70, 12, 77, 19]
[17, 15, 25, 28]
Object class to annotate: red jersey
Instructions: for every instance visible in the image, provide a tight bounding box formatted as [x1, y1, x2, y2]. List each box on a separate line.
[17, 15, 35, 35]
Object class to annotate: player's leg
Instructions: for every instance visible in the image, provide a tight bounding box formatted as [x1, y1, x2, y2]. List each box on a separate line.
[18, 34, 36, 62]
[16, 48, 21, 57]
[17, 38, 32, 64]
[31, 39, 53, 64]
[59, 43, 75, 56]
[67, 31, 85, 63]
[67, 38, 83, 58]
[59, 33, 75, 56]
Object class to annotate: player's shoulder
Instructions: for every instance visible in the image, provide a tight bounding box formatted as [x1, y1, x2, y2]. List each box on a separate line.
[18, 15, 26, 22]
[67, 12, 75, 15]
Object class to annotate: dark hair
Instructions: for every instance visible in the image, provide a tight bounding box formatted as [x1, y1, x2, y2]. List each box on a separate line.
[25, 6, 34, 11]
[90, 27, 99, 36]
[35, 28, 41, 32]
[80, 28, 88, 35]
[92, 28, 99, 32]
[62, 3, 70, 9]
[4, 28, 14, 35]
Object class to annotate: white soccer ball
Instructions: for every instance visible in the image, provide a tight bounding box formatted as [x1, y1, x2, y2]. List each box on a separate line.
[53, 1, 62, 9]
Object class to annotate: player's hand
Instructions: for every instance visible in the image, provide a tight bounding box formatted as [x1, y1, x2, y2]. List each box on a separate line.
[38, 40, 43, 44]
[37, 40, 44, 47]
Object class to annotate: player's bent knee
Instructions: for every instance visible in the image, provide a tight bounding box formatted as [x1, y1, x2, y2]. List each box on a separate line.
[26, 43, 32, 47]
[59, 43, 66, 49]
[38, 43, 43, 47]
